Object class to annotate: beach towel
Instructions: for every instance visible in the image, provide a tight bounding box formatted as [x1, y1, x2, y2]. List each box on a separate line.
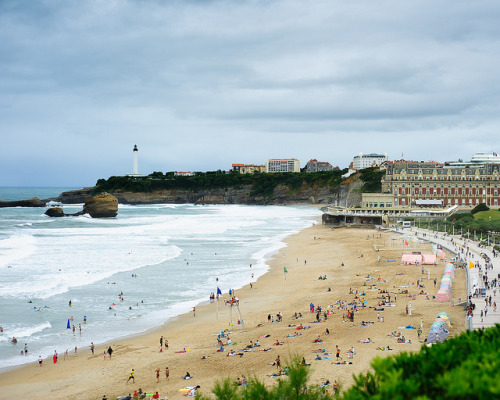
[178, 387, 196, 393]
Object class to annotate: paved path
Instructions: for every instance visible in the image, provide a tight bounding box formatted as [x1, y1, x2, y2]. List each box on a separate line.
[391, 227, 499, 331]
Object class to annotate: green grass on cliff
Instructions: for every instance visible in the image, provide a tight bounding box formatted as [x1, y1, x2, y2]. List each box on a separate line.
[93, 169, 349, 197]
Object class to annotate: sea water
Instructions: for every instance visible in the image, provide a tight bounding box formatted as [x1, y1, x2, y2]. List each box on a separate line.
[0, 188, 321, 371]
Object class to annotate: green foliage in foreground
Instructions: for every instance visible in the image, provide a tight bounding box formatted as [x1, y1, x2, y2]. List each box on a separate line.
[198, 325, 500, 400]
[196, 355, 336, 400]
[342, 324, 500, 400]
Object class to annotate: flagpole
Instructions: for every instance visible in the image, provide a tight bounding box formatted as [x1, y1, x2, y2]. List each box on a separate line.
[216, 277, 219, 321]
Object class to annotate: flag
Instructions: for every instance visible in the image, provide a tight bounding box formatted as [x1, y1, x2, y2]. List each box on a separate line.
[217, 287, 222, 295]
[67, 319, 71, 329]
[469, 261, 474, 269]
[284, 267, 287, 274]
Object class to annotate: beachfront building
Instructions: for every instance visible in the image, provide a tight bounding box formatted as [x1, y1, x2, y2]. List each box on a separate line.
[381, 156, 500, 207]
[265, 159, 300, 173]
[174, 171, 195, 177]
[361, 193, 396, 209]
[125, 144, 142, 177]
[231, 163, 266, 174]
[304, 159, 336, 172]
[352, 153, 388, 170]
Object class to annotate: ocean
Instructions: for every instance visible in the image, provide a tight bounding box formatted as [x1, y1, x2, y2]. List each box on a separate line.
[0, 187, 321, 371]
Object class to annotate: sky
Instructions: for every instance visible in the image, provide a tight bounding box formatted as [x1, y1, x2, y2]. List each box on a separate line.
[1, 0, 500, 187]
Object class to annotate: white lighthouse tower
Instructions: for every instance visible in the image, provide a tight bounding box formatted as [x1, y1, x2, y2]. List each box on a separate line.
[126, 144, 141, 177]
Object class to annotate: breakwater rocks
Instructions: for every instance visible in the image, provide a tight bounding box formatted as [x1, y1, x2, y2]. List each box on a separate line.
[0, 197, 47, 208]
[45, 193, 118, 218]
[57, 176, 363, 206]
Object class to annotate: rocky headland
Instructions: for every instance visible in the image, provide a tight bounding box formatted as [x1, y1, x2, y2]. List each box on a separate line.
[55, 174, 363, 207]
[45, 193, 118, 218]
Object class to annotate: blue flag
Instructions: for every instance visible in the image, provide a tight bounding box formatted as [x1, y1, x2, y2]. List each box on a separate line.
[217, 287, 222, 295]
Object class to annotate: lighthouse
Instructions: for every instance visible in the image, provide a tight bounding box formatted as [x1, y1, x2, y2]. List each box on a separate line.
[133, 144, 139, 175]
[126, 145, 141, 177]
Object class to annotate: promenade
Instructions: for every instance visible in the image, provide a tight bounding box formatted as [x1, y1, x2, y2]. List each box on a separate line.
[395, 227, 499, 331]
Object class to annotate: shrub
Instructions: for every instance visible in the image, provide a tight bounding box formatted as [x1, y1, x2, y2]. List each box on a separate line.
[471, 203, 489, 214]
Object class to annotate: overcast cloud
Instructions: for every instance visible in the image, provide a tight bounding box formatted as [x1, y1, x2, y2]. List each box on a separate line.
[1, 0, 500, 187]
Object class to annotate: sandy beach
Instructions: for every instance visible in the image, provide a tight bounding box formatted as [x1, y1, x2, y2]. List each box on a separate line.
[0, 225, 466, 400]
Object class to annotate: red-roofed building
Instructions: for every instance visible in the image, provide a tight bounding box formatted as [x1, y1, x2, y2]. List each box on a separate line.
[265, 159, 300, 173]
[382, 159, 500, 207]
[305, 159, 336, 172]
[231, 164, 265, 174]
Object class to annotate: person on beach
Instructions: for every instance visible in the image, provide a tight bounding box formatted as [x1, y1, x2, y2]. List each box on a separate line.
[160, 336, 163, 347]
[90, 342, 94, 355]
[193, 307, 196, 317]
[155, 368, 160, 383]
[275, 355, 281, 369]
[165, 366, 170, 379]
[53, 351, 58, 364]
[165, 339, 169, 349]
[127, 369, 135, 383]
[336, 345, 341, 360]
[38, 356, 43, 366]
[107, 346, 113, 359]
[24, 343, 28, 356]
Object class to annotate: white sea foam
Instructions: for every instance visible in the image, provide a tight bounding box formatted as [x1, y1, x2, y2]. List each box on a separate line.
[0, 234, 38, 268]
[3, 322, 52, 339]
[0, 200, 321, 371]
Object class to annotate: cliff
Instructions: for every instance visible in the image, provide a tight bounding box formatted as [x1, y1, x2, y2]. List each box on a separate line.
[56, 175, 364, 206]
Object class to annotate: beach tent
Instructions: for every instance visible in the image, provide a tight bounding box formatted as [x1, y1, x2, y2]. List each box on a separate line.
[426, 324, 449, 343]
[435, 290, 451, 302]
[437, 312, 451, 321]
[436, 250, 446, 259]
[435, 316, 451, 329]
[421, 254, 437, 265]
[401, 254, 422, 265]
[426, 313, 451, 343]
[444, 264, 455, 278]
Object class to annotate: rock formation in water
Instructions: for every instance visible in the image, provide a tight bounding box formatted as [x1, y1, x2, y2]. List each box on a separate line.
[0, 197, 47, 208]
[81, 193, 118, 218]
[44, 193, 118, 218]
[45, 207, 65, 217]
